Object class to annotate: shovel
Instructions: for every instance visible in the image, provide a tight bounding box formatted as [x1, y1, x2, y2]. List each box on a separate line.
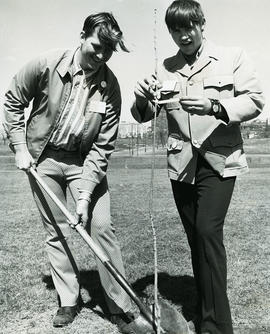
[29, 167, 190, 334]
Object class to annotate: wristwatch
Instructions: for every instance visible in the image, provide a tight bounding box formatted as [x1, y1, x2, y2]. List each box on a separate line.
[208, 99, 220, 116]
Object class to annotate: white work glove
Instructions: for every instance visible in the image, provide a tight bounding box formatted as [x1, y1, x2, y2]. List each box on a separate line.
[76, 199, 89, 227]
[76, 191, 91, 227]
[14, 143, 36, 171]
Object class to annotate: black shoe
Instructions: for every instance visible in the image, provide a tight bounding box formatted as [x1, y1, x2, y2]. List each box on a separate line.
[111, 312, 154, 334]
[53, 305, 79, 327]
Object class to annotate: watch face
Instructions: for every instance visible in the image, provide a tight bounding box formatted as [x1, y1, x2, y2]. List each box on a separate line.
[213, 104, 219, 113]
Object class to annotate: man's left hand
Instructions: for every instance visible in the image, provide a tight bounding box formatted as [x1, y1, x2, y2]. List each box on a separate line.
[180, 96, 211, 115]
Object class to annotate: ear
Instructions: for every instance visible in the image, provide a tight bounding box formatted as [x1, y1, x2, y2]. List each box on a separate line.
[80, 30, 86, 44]
[201, 19, 206, 32]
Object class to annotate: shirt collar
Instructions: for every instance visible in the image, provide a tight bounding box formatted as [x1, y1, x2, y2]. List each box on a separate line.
[72, 49, 102, 87]
[200, 39, 219, 61]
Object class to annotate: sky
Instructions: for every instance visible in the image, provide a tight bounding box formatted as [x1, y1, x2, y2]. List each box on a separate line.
[0, 0, 270, 122]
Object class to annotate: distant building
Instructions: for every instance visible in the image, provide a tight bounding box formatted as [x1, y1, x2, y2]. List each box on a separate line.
[118, 121, 150, 138]
[241, 118, 270, 139]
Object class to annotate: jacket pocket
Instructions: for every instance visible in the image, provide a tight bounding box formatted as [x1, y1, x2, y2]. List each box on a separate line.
[203, 75, 234, 99]
[209, 125, 243, 148]
[209, 135, 242, 148]
[167, 134, 184, 173]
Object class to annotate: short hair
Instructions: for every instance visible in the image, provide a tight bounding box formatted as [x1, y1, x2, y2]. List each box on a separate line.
[82, 12, 129, 52]
[165, 0, 205, 31]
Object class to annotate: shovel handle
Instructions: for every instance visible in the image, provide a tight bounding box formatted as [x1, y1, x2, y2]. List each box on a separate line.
[29, 167, 158, 331]
[29, 167, 110, 263]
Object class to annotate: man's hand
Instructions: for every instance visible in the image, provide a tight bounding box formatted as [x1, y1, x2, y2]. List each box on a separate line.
[76, 199, 89, 227]
[14, 143, 36, 171]
[134, 75, 162, 109]
[180, 96, 211, 115]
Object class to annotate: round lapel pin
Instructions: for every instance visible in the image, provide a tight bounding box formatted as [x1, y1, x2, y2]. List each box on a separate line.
[100, 81, 107, 88]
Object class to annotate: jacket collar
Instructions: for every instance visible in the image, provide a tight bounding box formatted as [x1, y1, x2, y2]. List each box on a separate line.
[56, 48, 108, 89]
[56, 49, 75, 78]
[164, 39, 220, 77]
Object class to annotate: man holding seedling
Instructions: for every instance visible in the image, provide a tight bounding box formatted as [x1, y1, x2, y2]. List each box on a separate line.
[132, 1, 264, 333]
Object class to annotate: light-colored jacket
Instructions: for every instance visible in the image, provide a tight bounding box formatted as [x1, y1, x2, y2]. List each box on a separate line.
[131, 40, 265, 183]
[4, 49, 121, 193]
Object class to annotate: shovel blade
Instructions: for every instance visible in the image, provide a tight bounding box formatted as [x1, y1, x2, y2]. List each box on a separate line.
[158, 299, 191, 334]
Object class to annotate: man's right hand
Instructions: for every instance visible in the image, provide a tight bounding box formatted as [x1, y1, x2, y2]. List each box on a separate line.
[134, 75, 162, 109]
[14, 143, 35, 171]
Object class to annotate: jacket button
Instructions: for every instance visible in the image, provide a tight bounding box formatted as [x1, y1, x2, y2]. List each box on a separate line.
[192, 139, 202, 148]
[189, 81, 194, 86]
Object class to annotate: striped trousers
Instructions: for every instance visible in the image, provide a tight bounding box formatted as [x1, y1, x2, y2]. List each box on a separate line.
[28, 147, 132, 314]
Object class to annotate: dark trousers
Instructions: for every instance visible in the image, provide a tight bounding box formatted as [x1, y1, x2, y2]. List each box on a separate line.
[171, 154, 235, 334]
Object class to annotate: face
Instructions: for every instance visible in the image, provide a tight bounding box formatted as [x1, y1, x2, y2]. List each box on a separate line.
[79, 26, 114, 71]
[169, 21, 204, 56]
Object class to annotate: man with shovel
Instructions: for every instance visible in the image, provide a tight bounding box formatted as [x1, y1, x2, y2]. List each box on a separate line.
[4, 12, 153, 333]
[131, 0, 264, 333]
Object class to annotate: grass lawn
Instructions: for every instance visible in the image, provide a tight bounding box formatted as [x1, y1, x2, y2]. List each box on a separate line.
[243, 138, 270, 154]
[0, 150, 269, 333]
